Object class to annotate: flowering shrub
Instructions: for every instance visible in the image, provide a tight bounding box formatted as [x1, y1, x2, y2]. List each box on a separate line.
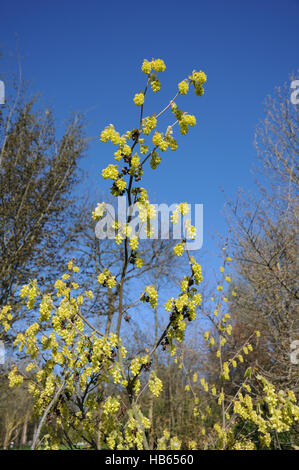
[1, 58, 298, 450]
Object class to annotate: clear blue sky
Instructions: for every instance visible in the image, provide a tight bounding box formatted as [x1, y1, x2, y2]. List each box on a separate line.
[1, 0, 298, 271]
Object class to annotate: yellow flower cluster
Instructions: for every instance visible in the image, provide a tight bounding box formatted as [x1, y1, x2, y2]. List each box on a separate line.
[92, 202, 106, 220]
[233, 440, 256, 450]
[180, 277, 189, 292]
[0, 305, 12, 332]
[20, 280, 39, 309]
[151, 130, 175, 152]
[185, 219, 197, 239]
[131, 153, 140, 168]
[148, 371, 163, 397]
[189, 70, 207, 96]
[141, 59, 152, 74]
[151, 78, 161, 93]
[150, 151, 162, 169]
[129, 235, 139, 250]
[135, 257, 144, 268]
[171, 203, 189, 226]
[200, 377, 209, 392]
[179, 113, 196, 135]
[133, 92, 145, 106]
[100, 124, 127, 145]
[191, 260, 203, 284]
[164, 297, 174, 312]
[142, 115, 157, 135]
[173, 242, 185, 257]
[137, 200, 156, 223]
[231, 375, 299, 448]
[178, 80, 189, 95]
[102, 396, 120, 416]
[97, 269, 116, 289]
[175, 293, 189, 313]
[140, 285, 158, 309]
[8, 366, 24, 387]
[151, 59, 166, 72]
[115, 178, 127, 191]
[102, 164, 119, 180]
[141, 58, 166, 74]
[139, 142, 148, 154]
[130, 355, 149, 376]
[171, 103, 196, 135]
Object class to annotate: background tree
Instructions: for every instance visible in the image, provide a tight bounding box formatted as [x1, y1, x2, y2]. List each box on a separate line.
[224, 75, 299, 395]
[0, 84, 87, 338]
[0, 365, 34, 449]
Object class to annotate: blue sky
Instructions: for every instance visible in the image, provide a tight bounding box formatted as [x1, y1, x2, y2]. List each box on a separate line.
[1, 0, 298, 274]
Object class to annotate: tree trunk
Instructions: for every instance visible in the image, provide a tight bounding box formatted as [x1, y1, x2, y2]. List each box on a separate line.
[21, 413, 29, 447]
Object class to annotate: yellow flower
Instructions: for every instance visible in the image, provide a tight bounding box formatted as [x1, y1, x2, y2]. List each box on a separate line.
[115, 234, 123, 245]
[151, 59, 166, 72]
[178, 80, 189, 95]
[218, 392, 225, 405]
[190, 70, 207, 85]
[188, 440, 197, 450]
[173, 243, 185, 256]
[151, 78, 161, 93]
[142, 115, 157, 134]
[92, 202, 106, 220]
[159, 140, 168, 151]
[121, 144, 132, 156]
[107, 277, 116, 289]
[131, 154, 140, 168]
[97, 272, 107, 284]
[133, 93, 145, 106]
[102, 164, 119, 180]
[135, 257, 144, 268]
[116, 179, 126, 191]
[185, 220, 196, 239]
[152, 131, 163, 146]
[67, 260, 73, 270]
[178, 202, 189, 216]
[129, 236, 139, 250]
[141, 59, 152, 74]
[164, 298, 174, 312]
[85, 290, 93, 300]
[149, 372, 163, 397]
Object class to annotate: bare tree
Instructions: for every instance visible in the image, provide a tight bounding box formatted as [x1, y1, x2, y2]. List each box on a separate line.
[0, 85, 87, 337]
[225, 75, 299, 393]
